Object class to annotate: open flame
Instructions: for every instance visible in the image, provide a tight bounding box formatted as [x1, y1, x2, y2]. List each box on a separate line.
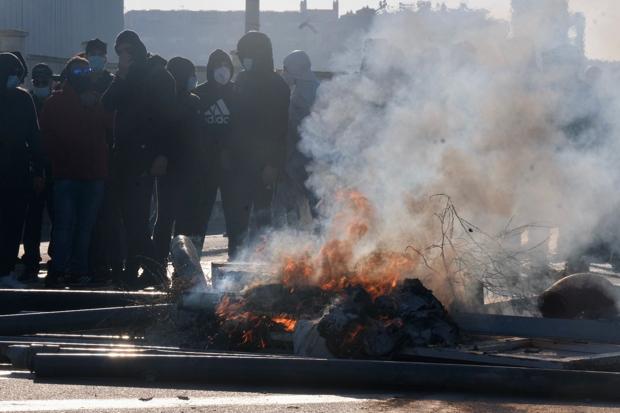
[216, 295, 270, 349]
[271, 315, 298, 332]
[215, 191, 437, 351]
[280, 191, 419, 299]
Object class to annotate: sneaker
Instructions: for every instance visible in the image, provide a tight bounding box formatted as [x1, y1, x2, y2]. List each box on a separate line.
[18, 265, 41, 283]
[44, 271, 66, 289]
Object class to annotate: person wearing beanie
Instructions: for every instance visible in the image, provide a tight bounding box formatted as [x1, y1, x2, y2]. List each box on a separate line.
[83, 38, 117, 283]
[152, 57, 204, 266]
[19, 63, 55, 282]
[277, 50, 320, 225]
[234, 31, 290, 245]
[0, 53, 44, 286]
[84, 38, 113, 95]
[102, 30, 176, 289]
[30, 63, 53, 112]
[40, 57, 112, 286]
[194, 49, 244, 257]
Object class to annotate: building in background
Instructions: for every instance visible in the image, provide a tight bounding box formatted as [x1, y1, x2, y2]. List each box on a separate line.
[300, 0, 339, 21]
[511, 0, 585, 57]
[0, 0, 123, 73]
[126, 1, 372, 72]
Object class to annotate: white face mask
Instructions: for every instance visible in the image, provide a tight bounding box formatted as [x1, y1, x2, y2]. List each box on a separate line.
[6, 75, 20, 89]
[213, 66, 231, 85]
[186, 76, 197, 91]
[242, 58, 253, 71]
[282, 70, 295, 88]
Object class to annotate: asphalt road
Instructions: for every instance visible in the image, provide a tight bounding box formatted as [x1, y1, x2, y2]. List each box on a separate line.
[3, 366, 620, 413]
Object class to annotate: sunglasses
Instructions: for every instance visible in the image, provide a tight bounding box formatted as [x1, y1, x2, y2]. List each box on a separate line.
[32, 79, 51, 87]
[71, 67, 94, 77]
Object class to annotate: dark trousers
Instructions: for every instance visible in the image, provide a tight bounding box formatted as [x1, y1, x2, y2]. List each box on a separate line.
[117, 175, 155, 278]
[200, 163, 249, 258]
[52, 180, 105, 275]
[88, 177, 124, 275]
[152, 175, 178, 267]
[237, 166, 275, 251]
[0, 187, 28, 276]
[152, 164, 242, 262]
[22, 181, 54, 268]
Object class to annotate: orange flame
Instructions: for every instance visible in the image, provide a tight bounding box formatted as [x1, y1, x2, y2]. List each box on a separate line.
[279, 190, 419, 300]
[216, 190, 427, 350]
[272, 315, 298, 332]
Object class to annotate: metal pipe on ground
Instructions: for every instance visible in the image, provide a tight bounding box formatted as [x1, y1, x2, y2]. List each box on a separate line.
[454, 312, 620, 344]
[0, 304, 172, 336]
[6, 344, 300, 370]
[33, 353, 620, 401]
[0, 289, 166, 315]
[0, 335, 140, 346]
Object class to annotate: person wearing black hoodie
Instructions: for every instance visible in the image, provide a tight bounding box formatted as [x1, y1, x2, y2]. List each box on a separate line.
[20, 63, 55, 281]
[194, 49, 244, 257]
[153, 57, 203, 266]
[235, 32, 290, 244]
[0, 53, 43, 282]
[102, 30, 176, 288]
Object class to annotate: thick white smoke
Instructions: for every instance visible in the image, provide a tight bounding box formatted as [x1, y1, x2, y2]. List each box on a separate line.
[249, 4, 620, 307]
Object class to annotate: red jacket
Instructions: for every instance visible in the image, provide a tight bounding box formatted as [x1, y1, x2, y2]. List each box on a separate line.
[40, 85, 112, 180]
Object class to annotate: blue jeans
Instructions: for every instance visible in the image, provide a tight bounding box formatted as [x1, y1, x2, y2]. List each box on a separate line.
[52, 180, 104, 274]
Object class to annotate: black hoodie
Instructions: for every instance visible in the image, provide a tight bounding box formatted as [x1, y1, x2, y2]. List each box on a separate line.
[195, 49, 239, 168]
[235, 32, 290, 172]
[0, 53, 43, 189]
[102, 31, 176, 176]
[165, 57, 203, 177]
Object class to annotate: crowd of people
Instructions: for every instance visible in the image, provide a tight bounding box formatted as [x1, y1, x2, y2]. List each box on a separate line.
[0, 30, 320, 289]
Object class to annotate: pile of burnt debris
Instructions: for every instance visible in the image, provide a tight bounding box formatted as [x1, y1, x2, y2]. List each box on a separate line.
[318, 279, 459, 358]
[208, 277, 458, 357]
[3, 237, 620, 400]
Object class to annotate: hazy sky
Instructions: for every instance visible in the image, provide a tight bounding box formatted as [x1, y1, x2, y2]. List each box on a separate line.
[124, 0, 620, 61]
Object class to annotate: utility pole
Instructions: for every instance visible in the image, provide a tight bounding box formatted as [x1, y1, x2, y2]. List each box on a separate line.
[245, 0, 260, 32]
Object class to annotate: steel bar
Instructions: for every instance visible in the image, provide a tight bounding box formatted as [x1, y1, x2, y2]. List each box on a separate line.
[0, 334, 140, 345]
[0, 304, 172, 336]
[33, 353, 620, 400]
[6, 344, 292, 370]
[0, 289, 166, 315]
[454, 313, 620, 344]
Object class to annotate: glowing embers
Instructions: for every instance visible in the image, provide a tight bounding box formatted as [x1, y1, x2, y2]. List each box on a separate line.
[214, 285, 334, 351]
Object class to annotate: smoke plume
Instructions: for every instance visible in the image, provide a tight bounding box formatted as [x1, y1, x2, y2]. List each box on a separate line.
[245, 4, 620, 308]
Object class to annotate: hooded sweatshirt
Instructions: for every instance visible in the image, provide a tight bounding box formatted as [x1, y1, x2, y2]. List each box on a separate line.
[102, 30, 176, 176]
[0, 53, 43, 189]
[195, 49, 239, 169]
[283, 50, 319, 184]
[165, 57, 203, 177]
[235, 32, 290, 172]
